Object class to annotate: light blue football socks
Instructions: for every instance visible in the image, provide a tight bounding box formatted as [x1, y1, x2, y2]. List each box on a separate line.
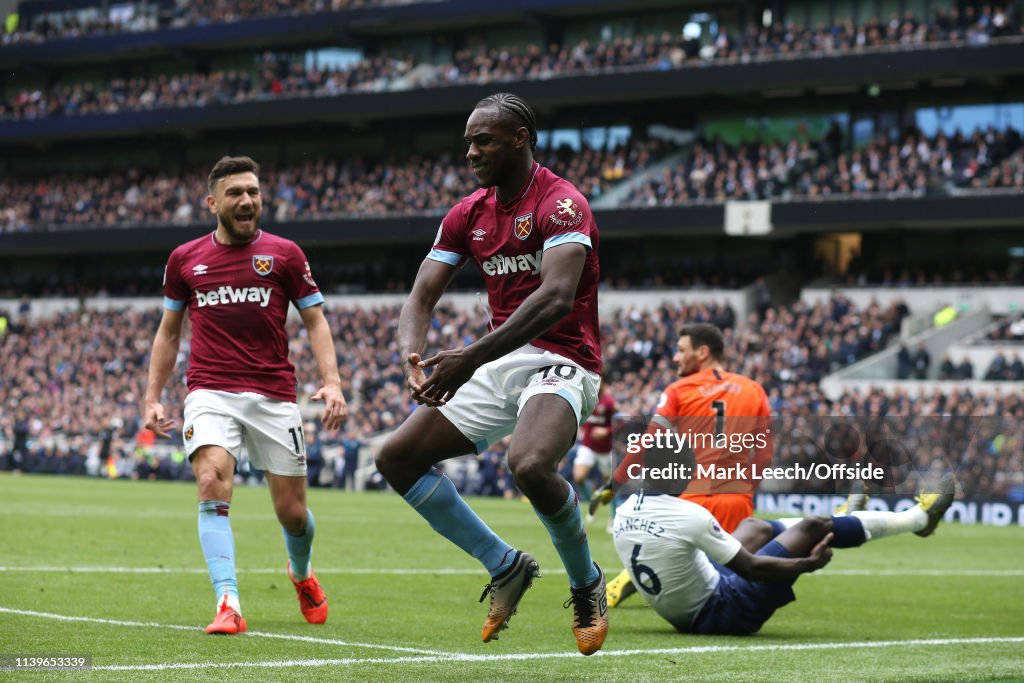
[535, 485, 599, 588]
[283, 508, 316, 580]
[404, 467, 517, 576]
[198, 500, 239, 604]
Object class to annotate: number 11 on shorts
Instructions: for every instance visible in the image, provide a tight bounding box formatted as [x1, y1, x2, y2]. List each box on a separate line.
[288, 425, 305, 455]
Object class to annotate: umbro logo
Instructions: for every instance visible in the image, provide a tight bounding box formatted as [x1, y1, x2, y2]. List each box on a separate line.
[472, 228, 487, 241]
[192, 264, 208, 275]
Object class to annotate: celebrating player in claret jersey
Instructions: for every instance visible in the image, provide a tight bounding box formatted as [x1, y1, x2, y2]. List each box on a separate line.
[143, 156, 347, 635]
[375, 93, 608, 655]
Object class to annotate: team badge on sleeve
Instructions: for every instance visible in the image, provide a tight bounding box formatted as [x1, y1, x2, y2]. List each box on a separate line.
[549, 197, 584, 228]
[302, 261, 317, 287]
[253, 255, 274, 276]
[515, 213, 533, 240]
[184, 425, 194, 441]
[709, 518, 726, 539]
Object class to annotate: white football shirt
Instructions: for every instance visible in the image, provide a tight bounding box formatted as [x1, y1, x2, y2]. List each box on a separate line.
[612, 490, 742, 629]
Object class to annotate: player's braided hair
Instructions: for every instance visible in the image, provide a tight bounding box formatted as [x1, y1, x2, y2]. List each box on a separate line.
[475, 93, 538, 152]
[208, 156, 260, 194]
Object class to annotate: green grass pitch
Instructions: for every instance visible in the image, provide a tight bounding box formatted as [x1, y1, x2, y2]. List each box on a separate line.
[1, 473, 1022, 682]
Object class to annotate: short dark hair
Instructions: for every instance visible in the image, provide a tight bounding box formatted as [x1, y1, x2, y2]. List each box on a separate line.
[679, 323, 725, 360]
[208, 156, 259, 194]
[475, 92, 538, 152]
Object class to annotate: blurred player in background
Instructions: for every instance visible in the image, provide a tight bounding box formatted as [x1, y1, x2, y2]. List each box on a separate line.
[573, 377, 616, 503]
[143, 156, 347, 634]
[375, 93, 608, 655]
[598, 322, 773, 606]
[612, 473, 955, 635]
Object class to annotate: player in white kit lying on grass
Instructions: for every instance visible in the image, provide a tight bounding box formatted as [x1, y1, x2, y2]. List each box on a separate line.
[612, 473, 956, 635]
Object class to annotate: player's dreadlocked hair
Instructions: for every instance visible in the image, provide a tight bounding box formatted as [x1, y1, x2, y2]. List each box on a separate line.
[475, 93, 538, 152]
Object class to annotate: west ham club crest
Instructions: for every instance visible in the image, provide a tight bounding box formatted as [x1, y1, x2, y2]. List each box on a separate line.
[252, 255, 274, 276]
[514, 213, 533, 240]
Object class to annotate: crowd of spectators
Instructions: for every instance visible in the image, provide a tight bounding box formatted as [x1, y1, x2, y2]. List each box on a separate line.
[2, 122, 1020, 234]
[987, 313, 1024, 341]
[624, 124, 1023, 206]
[0, 139, 665, 233]
[839, 263, 1024, 286]
[2, 6, 1020, 121]
[3, 290, 1020, 497]
[0, 293, 934, 486]
[981, 349, 1024, 380]
[1, 1, 406, 45]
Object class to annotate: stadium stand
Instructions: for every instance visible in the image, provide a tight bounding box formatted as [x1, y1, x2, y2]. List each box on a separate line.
[2, 5, 1019, 109]
[623, 124, 1023, 205]
[0, 139, 668, 232]
[2, 123, 1020, 232]
[2, 1, 430, 44]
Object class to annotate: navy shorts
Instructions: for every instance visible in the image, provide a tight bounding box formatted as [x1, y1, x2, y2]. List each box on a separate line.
[688, 539, 798, 635]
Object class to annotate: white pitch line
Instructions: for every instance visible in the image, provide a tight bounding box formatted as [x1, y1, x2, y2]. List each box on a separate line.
[0, 566, 483, 575]
[2, 565, 1023, 577]
[88, 636, 1024, 671]
[0, 607, 448, 656]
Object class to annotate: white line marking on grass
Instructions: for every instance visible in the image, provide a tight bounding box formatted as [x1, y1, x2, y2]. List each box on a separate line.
[0, 569, 487, 573]
[4, 565, 1024, 577]
[0, 607, 447, 656]
[87, 636, 1024, 671]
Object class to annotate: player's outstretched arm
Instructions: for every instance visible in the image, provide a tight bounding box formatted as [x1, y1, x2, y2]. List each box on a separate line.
[299, 304, 347, 431]
[399, 258, 460, 407]
[417, 242, 585, 405]
[725, 532, 833, 582]
[143, 307, 185, 438]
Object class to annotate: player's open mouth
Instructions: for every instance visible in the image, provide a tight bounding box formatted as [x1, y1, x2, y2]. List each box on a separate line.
[235, 214, 254, 224]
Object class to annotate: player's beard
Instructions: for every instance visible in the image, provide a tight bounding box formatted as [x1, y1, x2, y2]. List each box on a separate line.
[218, 206, 260, 243]
[677, 359, 699, 377]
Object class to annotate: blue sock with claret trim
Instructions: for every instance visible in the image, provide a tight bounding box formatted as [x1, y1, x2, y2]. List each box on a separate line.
[283, 508, 315, 580]
[535, 485, 600, 588]
[403, 467, 516, 577]
[198, 501, 239, 605]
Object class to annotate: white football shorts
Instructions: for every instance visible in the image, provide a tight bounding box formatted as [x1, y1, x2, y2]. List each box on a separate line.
[574, 444, 613, 478]
[182, 389, 307, 476]
[438, 344, 601, 453]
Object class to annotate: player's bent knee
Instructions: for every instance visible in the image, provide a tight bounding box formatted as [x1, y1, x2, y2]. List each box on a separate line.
[509, 452, 557, 493]
[275, 501, 307, 530]
[194, 463, 231, 499]
[796, 515, 833, 537]
[737, 517, 773, 536]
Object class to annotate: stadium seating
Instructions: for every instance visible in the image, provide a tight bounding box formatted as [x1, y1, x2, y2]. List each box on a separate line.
[1, 124, 1020, 233]
[2, 9, 1020, 120]
[7, 293, 1018, 498]
[0, 140, 667, 232]
[623, 125, 1022, 205]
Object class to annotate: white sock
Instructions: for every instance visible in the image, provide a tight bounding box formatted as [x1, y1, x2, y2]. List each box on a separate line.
[851, 508, 927, 541]
[219, 593, 242, 615]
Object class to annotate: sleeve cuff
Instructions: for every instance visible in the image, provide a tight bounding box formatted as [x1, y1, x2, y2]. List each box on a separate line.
[427, 248, 464, 266]
[543, 232, 592, 251]
[164, 296, 186, 311]
[295, 292, 326, 309]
